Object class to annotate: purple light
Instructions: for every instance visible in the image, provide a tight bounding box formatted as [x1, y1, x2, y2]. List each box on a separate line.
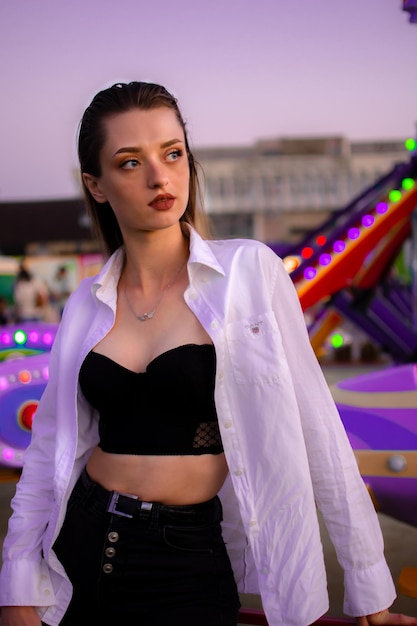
[348, 227, 360, 240]
[0, 377, 8, 391]
[29, 331, 40, 343]
[319, 253, 332, 266]
[304, 267, 317, 280]
[0, 332, 12, 345]
[42, 366, 49, 380]
[333, 240, 346, 253]
[362, 214, 374, 227]
[376, 202, 388, 214]
[42, 333, 53, 345]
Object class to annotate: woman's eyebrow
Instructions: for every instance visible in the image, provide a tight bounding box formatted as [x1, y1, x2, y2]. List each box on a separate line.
[112, 138, 184, 158]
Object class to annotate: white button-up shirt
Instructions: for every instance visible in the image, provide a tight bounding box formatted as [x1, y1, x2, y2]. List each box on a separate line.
[0, 227, 395, 626]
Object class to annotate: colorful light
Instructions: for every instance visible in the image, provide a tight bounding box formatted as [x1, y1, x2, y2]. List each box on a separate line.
[301, 246, 314, 259]
[14, 330, 27, 345]
[28, 331, 40, 343]
[0, 377, 8, 391]
[316, 235, 327, 246]
[18, 401, 38, 430]
[18, 370, 31, 384]
[362, 214, 374, 227]
[304, 267, 317, 280]
[389, 190, 402, 203]
[376, 202, 388, 214]
[2, 448, 15, 462]
[405, 138, 417, 151]
[348, 227, 360, 240]
[333, 240, 346, 253]
[402, 178, 415, 190]
[0, 332, 12, 346]
[283, 256, 300, 272]
[42, 333, 54, 345]
[319, 253, 332, 266]
[331, 333, 344, 348]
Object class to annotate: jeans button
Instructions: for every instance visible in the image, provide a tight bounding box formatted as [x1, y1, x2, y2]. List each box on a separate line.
[105, 547, 116, 557]
[103, 563, 113, 574]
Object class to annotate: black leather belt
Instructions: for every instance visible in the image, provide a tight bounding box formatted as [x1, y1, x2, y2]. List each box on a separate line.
[107, 490, 153, 520]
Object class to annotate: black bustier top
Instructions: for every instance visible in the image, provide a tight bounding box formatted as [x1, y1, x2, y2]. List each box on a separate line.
[79, 344, 224, 456]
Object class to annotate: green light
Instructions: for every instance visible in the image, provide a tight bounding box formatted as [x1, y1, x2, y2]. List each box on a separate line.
[14, 330, 27, 345]
[331, 333, 344, 349]
[405, 138, 417, 151]
[389, 190, 402, 203]
[402, 178, 415, 190]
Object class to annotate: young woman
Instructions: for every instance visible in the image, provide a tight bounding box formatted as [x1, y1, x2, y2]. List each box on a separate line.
[0, 82, 416, 626]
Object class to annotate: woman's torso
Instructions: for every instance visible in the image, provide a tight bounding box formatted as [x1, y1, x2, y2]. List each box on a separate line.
[85, 270, 228, 504]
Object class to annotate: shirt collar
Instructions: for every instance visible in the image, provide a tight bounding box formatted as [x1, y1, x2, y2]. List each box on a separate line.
[91, 224, 226, 300]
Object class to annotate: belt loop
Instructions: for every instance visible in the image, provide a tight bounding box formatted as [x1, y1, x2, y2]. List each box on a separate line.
[139, 501, 153, 522]
[147, 502, 159, 530]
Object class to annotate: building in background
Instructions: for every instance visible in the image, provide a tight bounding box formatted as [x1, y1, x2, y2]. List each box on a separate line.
[195, 136, 409, 244]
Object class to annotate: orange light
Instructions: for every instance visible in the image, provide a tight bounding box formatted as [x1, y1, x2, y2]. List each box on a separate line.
[18, 370, 31, 384]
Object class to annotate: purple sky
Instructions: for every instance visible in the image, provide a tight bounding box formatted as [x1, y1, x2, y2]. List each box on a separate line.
[0, 0, 416, 201]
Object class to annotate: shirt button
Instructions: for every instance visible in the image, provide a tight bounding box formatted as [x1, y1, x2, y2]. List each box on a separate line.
[189, 291, 197, 300]
[234, 469, 243, 476]
[218, 371, 224, 381]
[224, 420, 232, 429]
[103, 563, 113, 574]
[108, 531, 119, 543]
[249, 520, 257, 528]
[261, 567, 268, 575]
[210, 320, 218, 330]
[44, 589, 51, 596]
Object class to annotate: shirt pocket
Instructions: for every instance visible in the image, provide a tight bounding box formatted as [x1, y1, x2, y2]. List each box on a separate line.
[226, 312, 284, 385]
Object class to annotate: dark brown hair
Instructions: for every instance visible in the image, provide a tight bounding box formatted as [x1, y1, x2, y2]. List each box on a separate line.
[78, 81, 208, 254]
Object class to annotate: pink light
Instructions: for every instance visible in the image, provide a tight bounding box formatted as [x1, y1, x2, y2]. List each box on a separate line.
[28, 331, 40, 343]
[0, 332, 12, 345]
[376, 202, 388, 214]
[2, 448, 14, 462]
[42, 366, 49, 380]
[42, 333, 53, 345]
[0, 377, 8, 391]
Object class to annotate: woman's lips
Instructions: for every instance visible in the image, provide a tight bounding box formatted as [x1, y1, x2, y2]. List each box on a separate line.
[149, 194, 175, 211]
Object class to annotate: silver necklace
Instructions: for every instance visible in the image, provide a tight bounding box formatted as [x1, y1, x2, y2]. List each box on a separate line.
[124, 259, 187, 322]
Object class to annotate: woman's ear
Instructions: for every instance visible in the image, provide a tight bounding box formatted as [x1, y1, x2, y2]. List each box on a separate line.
[82, 173, 108, 204]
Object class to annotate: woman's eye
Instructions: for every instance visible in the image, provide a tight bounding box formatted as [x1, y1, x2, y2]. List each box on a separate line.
[166, 149, 183, 162]
[121, 159, 139, 169]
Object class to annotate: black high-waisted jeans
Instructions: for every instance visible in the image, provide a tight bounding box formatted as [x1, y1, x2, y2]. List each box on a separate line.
[52, 468, 241, 626]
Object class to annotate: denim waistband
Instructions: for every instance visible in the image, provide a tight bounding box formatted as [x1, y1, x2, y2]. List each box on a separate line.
[79, 467, 222, 526]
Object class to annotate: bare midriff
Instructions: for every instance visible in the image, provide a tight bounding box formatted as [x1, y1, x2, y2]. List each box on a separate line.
[86, 447, 229, 505]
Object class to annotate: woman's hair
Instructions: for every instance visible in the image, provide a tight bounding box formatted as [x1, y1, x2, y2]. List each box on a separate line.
[78, 81, 209, 255]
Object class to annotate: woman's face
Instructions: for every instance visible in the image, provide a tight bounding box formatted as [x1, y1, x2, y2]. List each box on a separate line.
[83, 107, 190, 237]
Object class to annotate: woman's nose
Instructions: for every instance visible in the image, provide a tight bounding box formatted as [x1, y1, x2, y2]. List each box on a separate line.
[147, 163, 168, 189]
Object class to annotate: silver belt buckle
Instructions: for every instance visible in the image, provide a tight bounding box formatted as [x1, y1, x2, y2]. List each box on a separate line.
[107, 491, 138, 518]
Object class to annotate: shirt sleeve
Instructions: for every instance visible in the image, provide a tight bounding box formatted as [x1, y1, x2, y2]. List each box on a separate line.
[266, 249, 396, 617]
